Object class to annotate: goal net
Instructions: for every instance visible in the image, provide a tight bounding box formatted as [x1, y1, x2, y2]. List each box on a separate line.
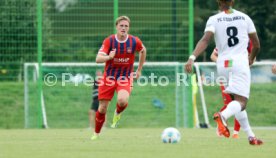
[24, 62, 193, 128]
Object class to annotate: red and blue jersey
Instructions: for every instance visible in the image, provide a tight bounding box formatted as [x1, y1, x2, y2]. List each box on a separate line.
[98, 34, 144, 79]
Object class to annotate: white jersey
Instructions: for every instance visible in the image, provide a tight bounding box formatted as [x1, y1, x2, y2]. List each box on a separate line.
[205, 9, 256, 62]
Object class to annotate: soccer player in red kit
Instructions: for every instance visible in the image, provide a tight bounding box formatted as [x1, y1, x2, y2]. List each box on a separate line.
[91, 16, 146, 140]
[210, 40, 253, 138]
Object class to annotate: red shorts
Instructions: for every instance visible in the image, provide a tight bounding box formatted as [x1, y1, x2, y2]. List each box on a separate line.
[98, 77, 133, 101]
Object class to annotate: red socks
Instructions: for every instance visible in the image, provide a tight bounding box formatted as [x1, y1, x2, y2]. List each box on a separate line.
[95, 111, 106, 133]
[220, 85, 232, 106]
[220, 85, 241, 132]
[234, 118, 241, 131]
[219, 85, 230, 112]
[220, 105, 227, 112]
[116, 103, 128, 114]
[94, 103, 128, 134]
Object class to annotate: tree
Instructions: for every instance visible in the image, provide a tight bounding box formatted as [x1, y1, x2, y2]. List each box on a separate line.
[0, 0, 37, 80]
[238, 0, 276, 59]
[194, 0, 276, 60]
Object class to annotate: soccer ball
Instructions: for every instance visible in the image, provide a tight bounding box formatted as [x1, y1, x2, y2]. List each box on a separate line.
[161, 127, 181, 144]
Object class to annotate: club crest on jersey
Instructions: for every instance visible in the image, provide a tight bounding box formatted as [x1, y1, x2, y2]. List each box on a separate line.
[127, 47, 132, 53]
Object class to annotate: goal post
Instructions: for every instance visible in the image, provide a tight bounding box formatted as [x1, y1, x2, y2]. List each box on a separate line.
[24, 63, 48, 128]
[24, 62, 194, 129]
[194, 63, 210, 128]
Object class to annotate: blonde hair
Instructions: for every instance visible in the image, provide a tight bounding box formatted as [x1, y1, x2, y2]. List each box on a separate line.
[115, 16, 130, 26]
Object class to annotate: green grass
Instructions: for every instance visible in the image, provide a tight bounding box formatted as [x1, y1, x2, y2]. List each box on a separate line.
[196, 83, 276, 126]
[0, 82, 276, 128]
[0, 128, 275, 158]
[41, 82, 177, 128]
[0, 82, 24, 129]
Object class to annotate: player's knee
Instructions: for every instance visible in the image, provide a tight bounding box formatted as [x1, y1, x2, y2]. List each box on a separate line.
[98, 101, 109, 113]
[234, 95, 247, 110]
[240, 103, 246, 111]
[98, 106, 107, 113]
[117, 97, 128, 107]
[237, 99, 247, 110]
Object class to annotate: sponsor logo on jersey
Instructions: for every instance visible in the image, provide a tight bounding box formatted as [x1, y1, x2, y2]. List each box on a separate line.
[114, 58, 130, 63]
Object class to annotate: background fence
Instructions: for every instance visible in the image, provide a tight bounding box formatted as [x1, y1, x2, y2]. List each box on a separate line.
[1, 0, 275, 129]
[0, 0, 192, 81]
[0, 0, 194, 128]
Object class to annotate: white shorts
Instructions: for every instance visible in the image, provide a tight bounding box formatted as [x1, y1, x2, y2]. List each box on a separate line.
[217, 60, 251, 99]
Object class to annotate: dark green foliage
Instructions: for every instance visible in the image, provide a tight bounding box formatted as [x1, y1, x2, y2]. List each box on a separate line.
[0, 0, 37, 80]
[241, 0, 276, 59]
[0, 0, 53, 81]
[194, 0, 276, 60]
[0, 0, 275, 81]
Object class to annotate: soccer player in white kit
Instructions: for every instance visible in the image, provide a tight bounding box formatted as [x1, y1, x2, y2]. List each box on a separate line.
[185, 0, 263, 145]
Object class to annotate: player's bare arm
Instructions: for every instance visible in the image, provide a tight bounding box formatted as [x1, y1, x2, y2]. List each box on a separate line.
[136, 45, 147, 79]
[95, 49, 116, 63]
[185, 31, 213, 73]
[248, 33, 260, 66]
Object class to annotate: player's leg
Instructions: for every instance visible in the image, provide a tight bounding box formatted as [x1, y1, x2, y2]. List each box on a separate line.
[228, 94, 241, 138]
[214, 88, 239, 137]
[214, 93, 245, 138]
[111, 79, 132, 128]
[214, 64, 249, 138]
[219, 84, 232, 112]
[227, 93, 241, 138]
[232, 118, 240, 138]
[91, 100, 109, 140]
[232, 95, 263, 145]
[91, 79, 116, 140]
[214, 94, 245, 138]
[216, 85, 229, 136]
[89, 109, 96, 129]
[220, 90, 241, 138]
[215, 58, 262, 144]
[116, 90, 129, 113]
[111, 89, 130, 128]
[219, 85, 241, 138]
[235, 109, 262, 145]
[218, 94, 263, 145]
[89, 100, 98, 129]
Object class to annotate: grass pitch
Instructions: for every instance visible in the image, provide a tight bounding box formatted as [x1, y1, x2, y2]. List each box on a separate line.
[0, 128, 275, 158]
[1, 82, 276, 129]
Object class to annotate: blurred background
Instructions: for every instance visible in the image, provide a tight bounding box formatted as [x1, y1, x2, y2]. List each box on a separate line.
[0, 0, 275, 129]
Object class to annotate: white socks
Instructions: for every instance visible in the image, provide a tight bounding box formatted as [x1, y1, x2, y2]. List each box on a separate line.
[220, 100, 255, 138]
[235, 110, 255, 138]
[221, 101, 242, 120]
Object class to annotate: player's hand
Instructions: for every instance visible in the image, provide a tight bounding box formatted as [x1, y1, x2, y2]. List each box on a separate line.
[272, 65, 276, 74]
[109, 49, 116, 60]
[248, 55, 256, 66]
[249, 59, 254, 66]
[135, 70, 142, 79]
[248, 57, 256, 66]
[185, 59, 194, 73]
